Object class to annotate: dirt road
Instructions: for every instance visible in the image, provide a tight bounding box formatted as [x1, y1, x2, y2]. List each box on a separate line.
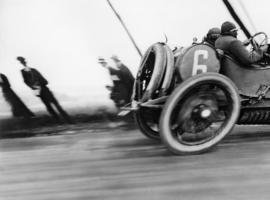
[1, 123, 270, 200]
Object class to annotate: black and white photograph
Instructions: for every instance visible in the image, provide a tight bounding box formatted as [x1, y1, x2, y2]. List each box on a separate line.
[1, 0, 270, 199]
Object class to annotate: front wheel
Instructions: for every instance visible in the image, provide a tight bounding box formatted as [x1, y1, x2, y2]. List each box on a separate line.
[134, 107, 161, 140]
[159, 73, 240, 155]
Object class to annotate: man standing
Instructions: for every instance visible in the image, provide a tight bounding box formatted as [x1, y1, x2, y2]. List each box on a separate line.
[0, 73, 34, 118]
[17, 56, 73, 124]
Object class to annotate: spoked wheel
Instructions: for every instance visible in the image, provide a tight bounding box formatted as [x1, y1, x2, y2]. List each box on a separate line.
[160, 73, 240, 155]
[134, 107, 161, 140]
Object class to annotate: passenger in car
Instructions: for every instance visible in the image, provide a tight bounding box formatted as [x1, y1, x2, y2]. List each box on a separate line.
[203, 27, 221, 47]
[215, 21, 267, 65]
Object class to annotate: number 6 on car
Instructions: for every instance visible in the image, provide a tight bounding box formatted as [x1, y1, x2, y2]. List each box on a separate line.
[176, 44, 220, 81]
[192, 50, 208, 75]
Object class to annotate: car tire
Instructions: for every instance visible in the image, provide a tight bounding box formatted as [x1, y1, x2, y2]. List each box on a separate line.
[159, 73, 240, 155]
[133, 43, 167, 102]
[134, 107, 161, 140]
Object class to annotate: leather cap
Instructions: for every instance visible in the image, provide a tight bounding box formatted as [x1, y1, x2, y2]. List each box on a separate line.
[207, 27, 221, 38]
[221, 21, 237, 35]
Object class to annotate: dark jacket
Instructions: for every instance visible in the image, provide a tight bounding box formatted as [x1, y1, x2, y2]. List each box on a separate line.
[107, 65, 135, 107]
[21, 68, 48, 89]
[107, 67, 129, 104]
[215, 35, 263, 65]
[0, 73, 35, 117]
[118, 64, 135, 90]
[0, 73, 11, 88]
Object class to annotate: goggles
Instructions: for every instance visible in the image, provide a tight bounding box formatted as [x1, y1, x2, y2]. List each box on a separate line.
[230, 28, 238, 33]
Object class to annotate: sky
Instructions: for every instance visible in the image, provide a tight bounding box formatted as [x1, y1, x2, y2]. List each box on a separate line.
[0, 0, 269, 113]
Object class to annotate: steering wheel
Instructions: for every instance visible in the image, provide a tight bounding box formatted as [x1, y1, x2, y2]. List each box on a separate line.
[249, 32, 268, 51]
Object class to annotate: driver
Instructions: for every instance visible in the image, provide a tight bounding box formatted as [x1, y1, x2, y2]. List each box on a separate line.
[215, 21, 267, 65]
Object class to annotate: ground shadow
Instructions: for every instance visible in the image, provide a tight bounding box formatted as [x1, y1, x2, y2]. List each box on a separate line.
[0, 111, 135, 139]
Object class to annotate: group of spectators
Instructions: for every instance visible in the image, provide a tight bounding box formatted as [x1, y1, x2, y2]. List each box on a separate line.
[0, 57, 73, 124]
[0, 55, 134, 124]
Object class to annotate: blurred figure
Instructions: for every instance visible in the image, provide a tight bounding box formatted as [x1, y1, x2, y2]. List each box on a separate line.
[110, 55, 134, 105]
[99, 56, 134, 108]
[17, 56, 73, 124]
[0, 73, 34, 118]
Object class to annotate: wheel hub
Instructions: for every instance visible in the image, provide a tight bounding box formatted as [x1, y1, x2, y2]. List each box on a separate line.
[201, 109, 212, 118]
[177, 94, 218, 133]
[192, 104, 212, 119]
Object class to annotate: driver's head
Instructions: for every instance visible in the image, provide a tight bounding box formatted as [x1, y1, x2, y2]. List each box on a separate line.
[221, 21, 238, 38]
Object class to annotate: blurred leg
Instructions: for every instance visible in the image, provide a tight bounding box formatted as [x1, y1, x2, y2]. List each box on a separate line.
[44, 88, 73, 124]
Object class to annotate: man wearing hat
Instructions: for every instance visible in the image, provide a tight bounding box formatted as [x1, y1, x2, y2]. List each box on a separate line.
[98, 57, 108, 69]
[98, 56, 133, 108]
[203, 27, 221, 47]
[215, 21, 267, 65]
[17, 56, 73, 124]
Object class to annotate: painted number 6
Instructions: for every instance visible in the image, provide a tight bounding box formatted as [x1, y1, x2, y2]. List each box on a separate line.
[192, 50, 208, 76]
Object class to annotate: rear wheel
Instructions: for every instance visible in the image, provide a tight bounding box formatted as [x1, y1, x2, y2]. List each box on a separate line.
[160, 73, 240, 155]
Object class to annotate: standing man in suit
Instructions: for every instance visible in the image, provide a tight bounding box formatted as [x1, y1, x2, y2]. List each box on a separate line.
[17, 56, 73, 124]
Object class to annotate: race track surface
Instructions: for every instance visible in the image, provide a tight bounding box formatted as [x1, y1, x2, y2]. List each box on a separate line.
[1, 123, 270, 200]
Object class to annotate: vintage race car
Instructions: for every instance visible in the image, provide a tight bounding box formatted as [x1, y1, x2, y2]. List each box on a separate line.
[132, 32, 270, 155]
